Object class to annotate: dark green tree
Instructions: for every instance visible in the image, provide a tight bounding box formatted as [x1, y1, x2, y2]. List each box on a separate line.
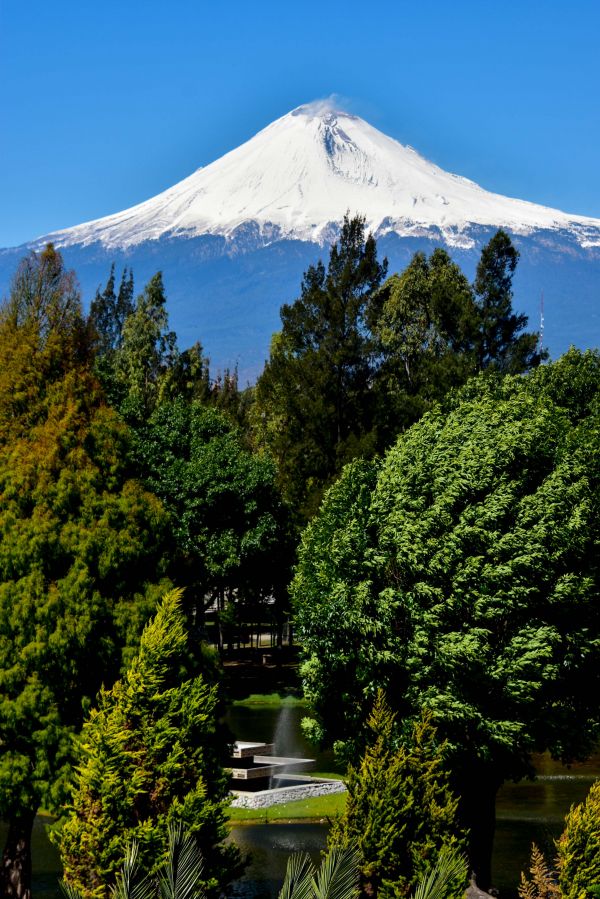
[329, 692, 466, 899]
[0, 246, 169, 899]
[55, 589, 238, 899]
[132, 398, 292, 646]
[473, 229, 543, 372]
[254, 213, 387, 519]
[89, 266, 136, 405]
[89, 265, 135, 357]
[116, 272, 178, 418]
[293, 349, 600, 889]
[369, 248, 478, 445]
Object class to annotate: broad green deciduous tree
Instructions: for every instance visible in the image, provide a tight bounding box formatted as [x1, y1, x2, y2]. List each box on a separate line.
[293, 349, 600, 889]
[56, 589, 238, 899]
[131, 398, 292, 645]
[0, 246, 169, 899]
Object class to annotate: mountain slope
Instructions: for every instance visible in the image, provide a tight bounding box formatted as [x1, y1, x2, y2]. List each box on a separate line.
[34, 102, 600, 252]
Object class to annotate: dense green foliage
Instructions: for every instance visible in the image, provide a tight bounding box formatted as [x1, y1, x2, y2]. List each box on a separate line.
[88, 265, 291, 638]
[89, 264, 134, 362]
[90, 267, 246, 426]
[293, 349, 600, 885]
[329, 693, 466, 899]
[132, 398, 292, 642]
[368, 248, 477, 445]
[0, 246, 169, 898]
[56, 589, 238, 899]
[256, 220, 542, 521]
[60, 823, 205, 899]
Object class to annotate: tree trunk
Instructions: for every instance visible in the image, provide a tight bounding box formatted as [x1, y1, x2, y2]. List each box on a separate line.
[455, 766, 500, 892]
[1, 810, 35, 899]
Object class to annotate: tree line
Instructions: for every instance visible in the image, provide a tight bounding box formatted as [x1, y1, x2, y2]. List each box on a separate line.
[254, 215, 544, 519]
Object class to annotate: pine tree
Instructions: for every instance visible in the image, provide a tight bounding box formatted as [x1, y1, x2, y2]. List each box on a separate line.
[329, 692, 467, 899]
[90, 264, 118, 356]
[116, 267, 135, 344]
[473, 229, 543, 372]
[116, 272, 178, 419]
[55, 589, 238, 899]
[89, 266, 136, 404]
[254, 214, 387, 519]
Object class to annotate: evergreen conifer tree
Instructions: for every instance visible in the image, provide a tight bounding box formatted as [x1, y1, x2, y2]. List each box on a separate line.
[116, 272, 178, 418]
[90, 264, 118, 356]
[473, 229, 543, 372]
[254, 213, 387, 519]
[329, 692, 466, 899]
[55, 589, 238, 899]
[556, 779, 600, 899]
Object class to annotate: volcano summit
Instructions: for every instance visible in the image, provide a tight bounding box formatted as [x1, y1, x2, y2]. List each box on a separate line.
[2, 103, 599, 376]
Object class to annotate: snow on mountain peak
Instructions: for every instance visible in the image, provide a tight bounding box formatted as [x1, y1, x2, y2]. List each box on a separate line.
[38, 103, 600, 252]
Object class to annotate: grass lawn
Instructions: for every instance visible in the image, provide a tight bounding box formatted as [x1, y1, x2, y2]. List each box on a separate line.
[231, 693, 307, 707]
[227, 785, 346, 824]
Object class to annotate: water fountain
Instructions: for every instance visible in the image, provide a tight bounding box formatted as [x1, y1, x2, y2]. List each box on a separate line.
[229, 739, 345, 809]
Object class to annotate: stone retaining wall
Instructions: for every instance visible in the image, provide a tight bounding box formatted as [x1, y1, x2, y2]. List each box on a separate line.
[230, 779, 346, 809]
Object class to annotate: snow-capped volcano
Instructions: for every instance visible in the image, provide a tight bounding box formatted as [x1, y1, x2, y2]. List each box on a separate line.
[38, 102, 600, 251]
[2, 101, 599, 378]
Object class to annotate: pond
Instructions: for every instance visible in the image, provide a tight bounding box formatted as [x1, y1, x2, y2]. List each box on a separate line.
[7, 703, 600, 898]
[226, 703, 600, 899]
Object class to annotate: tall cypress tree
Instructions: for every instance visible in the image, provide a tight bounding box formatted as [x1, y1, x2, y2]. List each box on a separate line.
[329, 692, 467, 899]
[0, 246, 168, 899]
[56, 589, 238, 899]
[116, 272, 178, 419]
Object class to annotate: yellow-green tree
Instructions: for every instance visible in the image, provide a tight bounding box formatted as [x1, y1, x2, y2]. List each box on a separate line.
[329, 692, 467, 899]
[0, 246, 168, 899]
[557, 780, 600, 899]
[56, 589, 238, 899]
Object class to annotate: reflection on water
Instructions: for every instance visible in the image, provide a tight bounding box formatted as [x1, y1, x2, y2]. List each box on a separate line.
[228, 825, 327, 899]
[6, 707, 600, 899]
[494, 753, 600, 896]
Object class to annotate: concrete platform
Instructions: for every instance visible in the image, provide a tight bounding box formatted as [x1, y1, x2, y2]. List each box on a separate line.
[231, 741, 274, 759]
[230, 755, 315, 780]
[230, 774, 346, 809]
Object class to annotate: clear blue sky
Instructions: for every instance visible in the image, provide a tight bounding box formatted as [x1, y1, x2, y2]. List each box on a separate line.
[1, 0, 599, 247]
